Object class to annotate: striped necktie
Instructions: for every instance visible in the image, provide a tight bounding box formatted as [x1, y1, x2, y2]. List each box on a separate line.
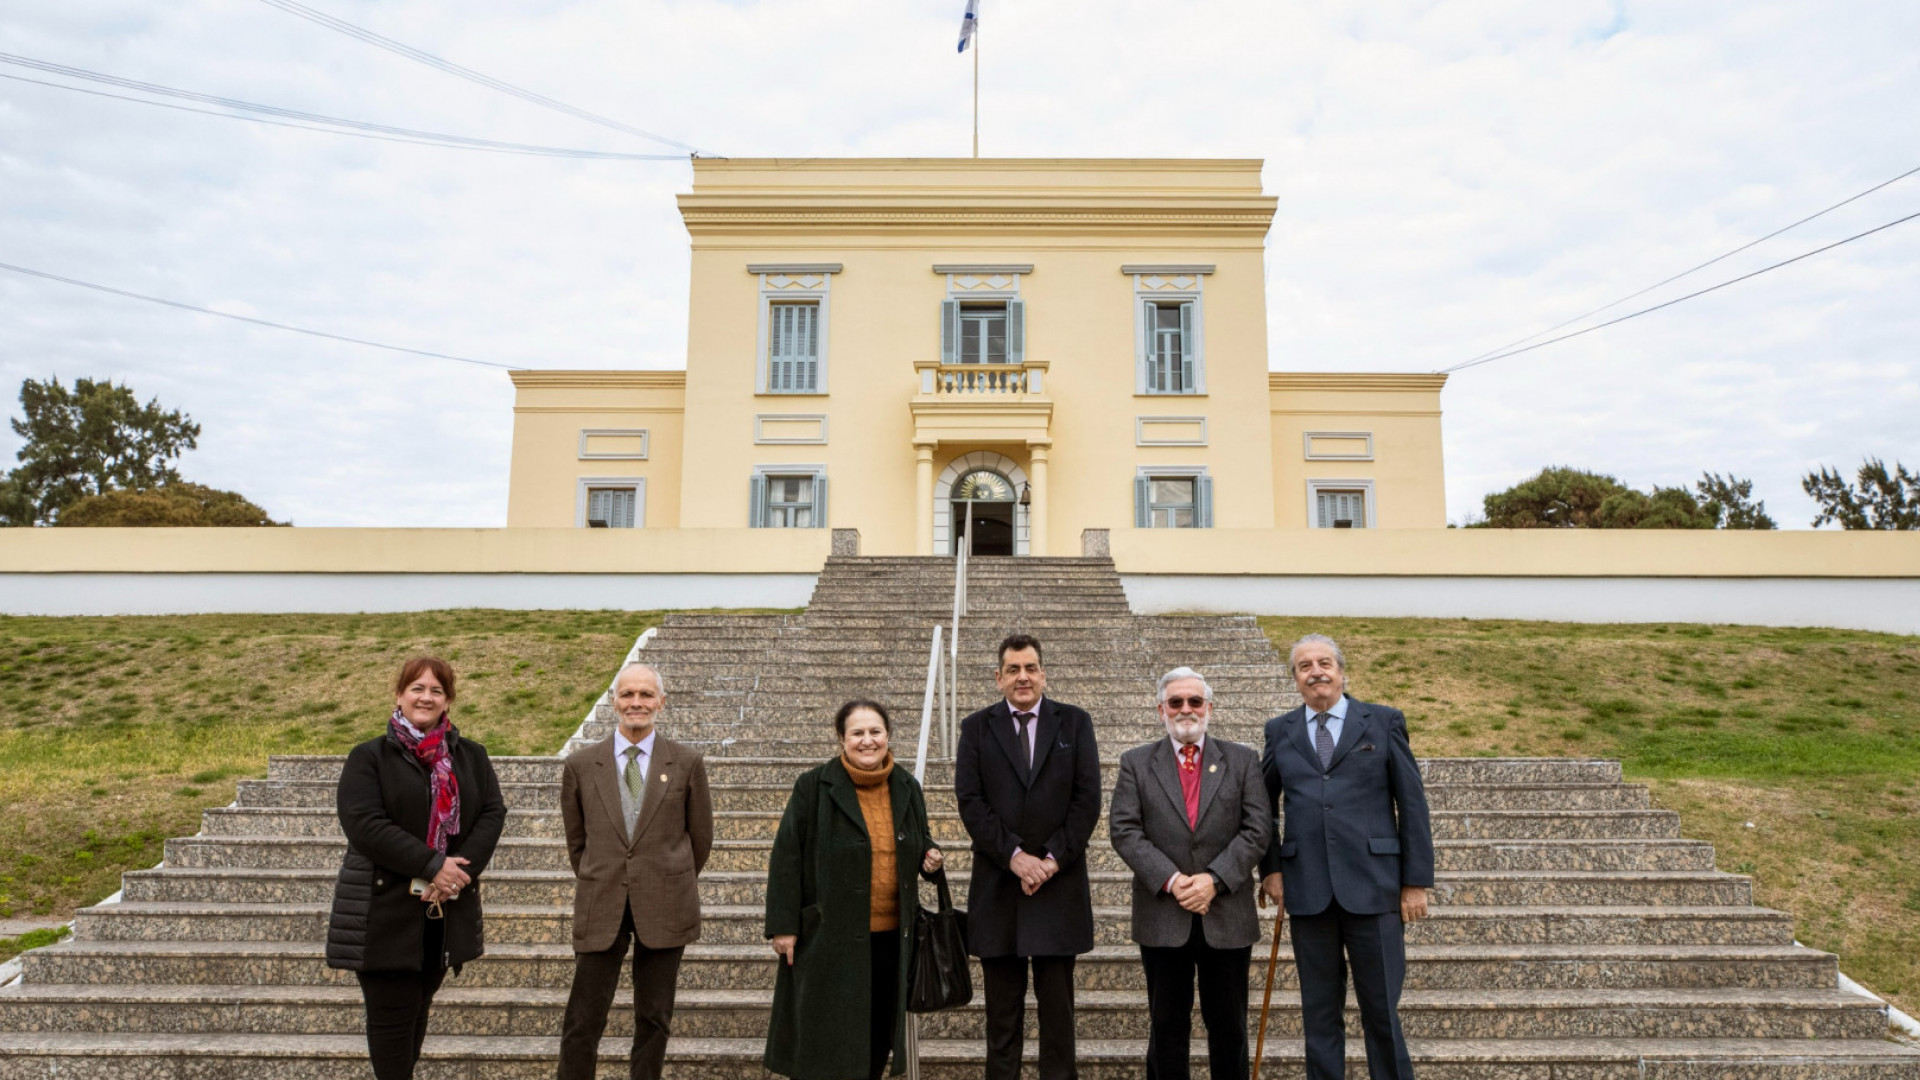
[623, 744, 647, 808]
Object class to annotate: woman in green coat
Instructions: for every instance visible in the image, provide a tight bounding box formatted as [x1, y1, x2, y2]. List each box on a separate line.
[765, 700, 944, 1080]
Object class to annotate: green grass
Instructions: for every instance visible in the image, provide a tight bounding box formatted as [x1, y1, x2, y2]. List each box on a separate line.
[0, 925, 71, 965]
[1257, 615, 1920, 1018]
[0, 609, 799, 922]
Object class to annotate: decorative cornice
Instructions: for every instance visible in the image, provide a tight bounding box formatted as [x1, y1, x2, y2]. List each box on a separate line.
[1122, 264, 1216, 275]
[933, 264, 1033, 275]
[746, 263, 843, 274]
[1269, 373, 1449, 393]
[510, 370, 687, 390]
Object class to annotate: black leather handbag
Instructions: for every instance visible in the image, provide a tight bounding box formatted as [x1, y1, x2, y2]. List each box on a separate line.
[906, 868, 973, 1013]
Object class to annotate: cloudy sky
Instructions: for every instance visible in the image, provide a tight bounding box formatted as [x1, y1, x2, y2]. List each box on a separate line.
[2, 0, 1916, 527]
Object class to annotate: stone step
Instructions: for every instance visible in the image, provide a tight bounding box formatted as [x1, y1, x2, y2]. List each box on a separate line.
[234, 778, 1652, 815]
[154, 833, 1720, 877]
[71, 895, 1781, 945]
[195, 806, 1682, 844]
[22, 940, 1844, 991]
[258, 756, 1629, 787]
[1, 1032, 1914, 1080]
[0, 984, 1883, 1042]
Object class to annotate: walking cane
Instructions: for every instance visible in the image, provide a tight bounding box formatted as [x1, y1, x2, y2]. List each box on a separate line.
[1252, 900, 1284, 1080]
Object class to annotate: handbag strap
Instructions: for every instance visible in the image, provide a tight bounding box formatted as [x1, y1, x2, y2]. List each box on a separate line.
[931, 866, 954, 912]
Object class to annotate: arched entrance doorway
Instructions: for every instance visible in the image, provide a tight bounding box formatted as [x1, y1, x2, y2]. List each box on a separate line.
[933, 451, 1029, 556]
[952, 469, 1017, 556]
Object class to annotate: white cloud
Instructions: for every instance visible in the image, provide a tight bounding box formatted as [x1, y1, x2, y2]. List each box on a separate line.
[0, 0, 1915, 527]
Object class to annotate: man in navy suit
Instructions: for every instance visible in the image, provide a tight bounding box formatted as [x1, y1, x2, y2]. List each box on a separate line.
[1259, 634, 1433, 1080]
[955, 633, 1102, 1080]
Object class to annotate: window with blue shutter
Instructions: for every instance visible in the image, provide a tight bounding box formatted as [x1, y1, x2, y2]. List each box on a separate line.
[748, 475, 767, 528]
[767, 302, 819, 393]
[1007, 299, 1026, 365]
[585, 487, 636, 528]
[1138, 298, 1202, 394]
[1133, 476, 1151, 529]
[941, 299, 960, 365]
[1196, 474, 1214, 528]
[752, 473, 826, 528]
[1315, 489, 1367, 528]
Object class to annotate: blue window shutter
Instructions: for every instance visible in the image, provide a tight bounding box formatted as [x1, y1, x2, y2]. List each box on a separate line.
[749, 475, 767, 528]
[941, 299, 959, 365]
[1136, 301, 1151, 394]
[1197, 475, 1214, 528]
[813, 475, 829, 528]
[1007, 299, 1025, 365]
[1179, 302, 1196, 393]
[1134, 475, 1151, 529]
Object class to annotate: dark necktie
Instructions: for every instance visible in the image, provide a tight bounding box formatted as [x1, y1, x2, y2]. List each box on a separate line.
[1013, 711, 1035, 774]
[1314, 714, 1336, 770]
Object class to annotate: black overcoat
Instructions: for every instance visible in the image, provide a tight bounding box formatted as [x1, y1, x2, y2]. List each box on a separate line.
[325, 725, 507, 972]
[1256, 697, 1434, 917]
[763, 758, 938, 1080]
[953, 698, 1101, 958]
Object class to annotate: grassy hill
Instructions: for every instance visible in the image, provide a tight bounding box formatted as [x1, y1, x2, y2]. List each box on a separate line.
[2, 609, 1915, 1017]
[1257, 615, 1920, 1018]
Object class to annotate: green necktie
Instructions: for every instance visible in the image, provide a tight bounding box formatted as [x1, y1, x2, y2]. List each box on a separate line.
[623, 745, 647, 806]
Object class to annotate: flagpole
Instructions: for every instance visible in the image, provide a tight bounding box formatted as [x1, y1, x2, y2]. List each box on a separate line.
[971, 16, 979, 158]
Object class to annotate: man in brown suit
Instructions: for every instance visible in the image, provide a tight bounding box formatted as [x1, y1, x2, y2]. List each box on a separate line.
[557, 662, 714, 1080]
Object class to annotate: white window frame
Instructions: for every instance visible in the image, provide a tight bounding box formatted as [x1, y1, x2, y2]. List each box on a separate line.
[1134, 465, 1213, 529]
[575, 476, 646, 529]
[576, 428, 649, 461]
[1303, 431, 1375, 461]
[750, 464, 828, 529]
[1133, 276, 1206, 396]
[751, 265, 839, 395]
[1307, 478, 1377, 529]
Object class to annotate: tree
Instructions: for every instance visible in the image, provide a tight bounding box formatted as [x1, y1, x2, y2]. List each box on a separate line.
[1476, 467, 1627, 528]
[55, 482, 287, 527]
[3, 377, 200, 525]
[1803, 459, 1920, 530]
[1695, 472, 1777, 530]
[1591, 485, 1716, 529]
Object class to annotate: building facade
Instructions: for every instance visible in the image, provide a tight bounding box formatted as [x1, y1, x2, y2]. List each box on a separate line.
[506, 158, 1448, 555]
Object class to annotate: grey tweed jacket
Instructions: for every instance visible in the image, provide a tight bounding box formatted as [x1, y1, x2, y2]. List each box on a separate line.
[1108, 735, 1272, 950]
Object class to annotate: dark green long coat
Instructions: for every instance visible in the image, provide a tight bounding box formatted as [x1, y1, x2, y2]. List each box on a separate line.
[763, 758, 937, 1080]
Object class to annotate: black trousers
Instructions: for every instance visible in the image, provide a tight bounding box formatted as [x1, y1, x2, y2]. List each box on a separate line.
[1139, 914, 1252, 1080]
[355, 917, 447, 1080]
[867, 928, 902, 1080]
[557, 901, 687, 1080]
[980, 954, 1076, 1080]
[1289, 899, 1415, 1080]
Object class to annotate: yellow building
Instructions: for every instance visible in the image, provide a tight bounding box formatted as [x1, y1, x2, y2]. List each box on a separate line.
[506, 159, 1448, 555]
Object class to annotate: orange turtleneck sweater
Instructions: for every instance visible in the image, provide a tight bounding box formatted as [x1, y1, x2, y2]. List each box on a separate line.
[843, 753, 899, 931]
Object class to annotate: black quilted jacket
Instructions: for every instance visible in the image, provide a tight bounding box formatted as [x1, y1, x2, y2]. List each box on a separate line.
[325, 726, 506, 973]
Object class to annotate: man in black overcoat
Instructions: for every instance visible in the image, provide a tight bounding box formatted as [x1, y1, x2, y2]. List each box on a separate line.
[1259, 633, 1434, 1080]
[954, 633, 1102, 1080]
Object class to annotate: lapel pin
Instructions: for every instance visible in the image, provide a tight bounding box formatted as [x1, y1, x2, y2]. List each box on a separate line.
[660, 773, 669, 782]
[1208, 764, 1217, 773]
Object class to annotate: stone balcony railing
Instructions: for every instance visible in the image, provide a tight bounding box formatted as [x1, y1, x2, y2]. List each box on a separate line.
[916, 359, 1048, 396]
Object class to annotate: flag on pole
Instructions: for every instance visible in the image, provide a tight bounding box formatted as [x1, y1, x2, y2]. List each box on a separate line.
[957, 0, 979, 53]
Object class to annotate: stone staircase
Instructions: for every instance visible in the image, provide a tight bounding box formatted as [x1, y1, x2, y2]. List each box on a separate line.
[2, 555, 1916, 1078]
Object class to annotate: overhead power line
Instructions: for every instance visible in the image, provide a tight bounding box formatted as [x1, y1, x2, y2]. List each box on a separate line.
[1454, 162, 1920, 369]
[0, 55, 681, 160]
[0, 261, 524, 371]
[1441, 209, 1920, 374]
[256, 0, 703, 155]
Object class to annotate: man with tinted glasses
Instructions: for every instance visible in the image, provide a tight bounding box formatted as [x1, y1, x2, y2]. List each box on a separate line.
[1108, 667, 1270, 1080]
[1259, 634, 1433, 1080]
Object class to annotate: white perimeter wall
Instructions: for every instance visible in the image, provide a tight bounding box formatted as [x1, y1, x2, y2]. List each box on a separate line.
[1122, 575, 1920, 636]
[0, 573, 820, 616]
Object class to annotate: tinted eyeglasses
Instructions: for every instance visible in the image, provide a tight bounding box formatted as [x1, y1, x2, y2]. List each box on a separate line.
[1162, 695, 1209, 711]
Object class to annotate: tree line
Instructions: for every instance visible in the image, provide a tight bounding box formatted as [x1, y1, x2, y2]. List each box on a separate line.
[1468, 463, 1919, 530]
[0, 377, 284, 527]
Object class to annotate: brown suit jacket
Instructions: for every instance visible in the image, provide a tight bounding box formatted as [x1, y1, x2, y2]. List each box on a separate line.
[560, 733, 713, 952]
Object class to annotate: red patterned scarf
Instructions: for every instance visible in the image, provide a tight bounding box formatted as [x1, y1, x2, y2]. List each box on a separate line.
[388, 709, 462, 852]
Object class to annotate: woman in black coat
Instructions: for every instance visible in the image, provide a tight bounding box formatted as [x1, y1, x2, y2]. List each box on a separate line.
[326, 656, 507, 1080]
[764, 700, 943, 1080]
